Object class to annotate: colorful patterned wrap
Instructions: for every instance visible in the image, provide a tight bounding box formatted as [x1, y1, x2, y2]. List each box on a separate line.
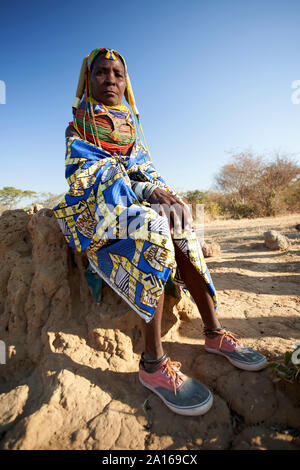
[53, 48, 218, 322]
[53, 136, 218, 322]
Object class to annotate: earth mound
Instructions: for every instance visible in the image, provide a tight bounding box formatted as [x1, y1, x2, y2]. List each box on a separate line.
[0, 209, 299, 450]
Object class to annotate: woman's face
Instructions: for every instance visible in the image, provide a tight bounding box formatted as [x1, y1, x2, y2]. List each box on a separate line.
[90, 53, 126, 106]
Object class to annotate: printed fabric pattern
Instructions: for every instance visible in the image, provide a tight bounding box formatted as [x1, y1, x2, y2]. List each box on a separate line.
[53, 136, 218, 322]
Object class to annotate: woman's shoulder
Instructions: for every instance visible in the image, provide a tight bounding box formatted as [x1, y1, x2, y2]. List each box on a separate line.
[65, 123, 80, 138]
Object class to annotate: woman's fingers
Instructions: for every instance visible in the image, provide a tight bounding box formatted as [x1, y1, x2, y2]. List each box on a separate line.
[170, 202, 185, 232]
[149, 188, 194, 233]
[182, 203, 194, 230]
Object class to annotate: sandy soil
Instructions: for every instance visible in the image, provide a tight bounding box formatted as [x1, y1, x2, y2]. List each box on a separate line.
[200, 212, 300, 362]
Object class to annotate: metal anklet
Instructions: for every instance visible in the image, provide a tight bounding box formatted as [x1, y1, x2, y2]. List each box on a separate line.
[140, 352, 168, 367]
[203, 327, 224, 336]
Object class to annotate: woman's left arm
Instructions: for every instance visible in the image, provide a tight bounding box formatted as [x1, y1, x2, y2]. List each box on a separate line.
[129, 146, 193, 232]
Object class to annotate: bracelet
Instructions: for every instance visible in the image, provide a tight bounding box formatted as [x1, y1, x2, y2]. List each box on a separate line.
[132, 182, 157, 202]
[203, 327, 224, 336]
[140, 352, 168, 367]
[142, 182, 157, 200]
[131, 182, 144, 201]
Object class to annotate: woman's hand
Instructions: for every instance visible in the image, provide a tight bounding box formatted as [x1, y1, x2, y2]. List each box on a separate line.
[148, 187, 193, 234]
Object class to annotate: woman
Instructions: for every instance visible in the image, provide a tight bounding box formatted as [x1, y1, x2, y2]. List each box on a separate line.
[54, 47, 267, 416]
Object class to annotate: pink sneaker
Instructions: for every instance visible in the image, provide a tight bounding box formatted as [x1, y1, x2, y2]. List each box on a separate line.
[139, 353, 213, 416]
[205, 329, 267, 371]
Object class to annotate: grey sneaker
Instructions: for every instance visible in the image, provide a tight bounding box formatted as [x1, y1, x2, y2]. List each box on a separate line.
[205, 329, 268, 371]
[139, 355, 213, 416]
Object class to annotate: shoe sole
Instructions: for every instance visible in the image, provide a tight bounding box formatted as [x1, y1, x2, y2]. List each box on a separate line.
[205, 346, 268, 371]
[139, 376, 213, 416]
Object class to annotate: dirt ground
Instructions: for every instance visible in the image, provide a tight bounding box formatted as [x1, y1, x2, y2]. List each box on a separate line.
[165, 212, 300, 449]
[0, 210, 299, 450]
[195, 212, 300, 378]
[201, 212, 300, 360]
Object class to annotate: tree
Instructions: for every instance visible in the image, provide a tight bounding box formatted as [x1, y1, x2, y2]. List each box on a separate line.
[183, 189, 224, 219]
[258, 154, 300, 216]
[214, 151, 264, 203]
[214, 150, 300, 217]
[0, 186, 37, 209]
[34, 192, 65, 209]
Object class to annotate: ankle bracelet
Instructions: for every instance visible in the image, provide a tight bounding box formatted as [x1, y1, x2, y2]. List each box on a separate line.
[140, 352, 168, 367]
[203, 327, 224, 336]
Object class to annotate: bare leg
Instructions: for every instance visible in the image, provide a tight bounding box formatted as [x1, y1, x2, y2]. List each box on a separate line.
[173, 243, 221, 331]
[141, 241, 221, 368]
[141, 290, 165, 368]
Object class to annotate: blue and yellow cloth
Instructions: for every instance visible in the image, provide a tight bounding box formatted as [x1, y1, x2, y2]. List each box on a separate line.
[53, 136, 218, 322]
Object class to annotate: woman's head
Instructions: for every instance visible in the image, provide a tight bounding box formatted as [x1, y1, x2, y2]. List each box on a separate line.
[89, 49, 126, 106]
[72, 47, 138, 118]
[71, 47, 148, 152]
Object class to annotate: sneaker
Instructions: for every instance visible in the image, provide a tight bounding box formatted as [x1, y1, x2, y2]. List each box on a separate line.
[139, 354, 213, 416]
[205, 329, 268, 371]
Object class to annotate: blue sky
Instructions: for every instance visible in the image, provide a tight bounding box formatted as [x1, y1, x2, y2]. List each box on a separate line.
[0, 0, 299, 198]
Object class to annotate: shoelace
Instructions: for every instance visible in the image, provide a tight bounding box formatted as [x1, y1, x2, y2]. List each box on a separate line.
[161, 358, 184, 395]
[216, 330, 243, 349]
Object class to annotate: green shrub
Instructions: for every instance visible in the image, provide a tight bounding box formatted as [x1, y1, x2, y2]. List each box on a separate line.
[268, 342, 300, 384]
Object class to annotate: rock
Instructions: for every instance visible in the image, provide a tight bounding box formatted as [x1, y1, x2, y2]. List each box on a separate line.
[33, 204, 43, 213]
[271, 380, 300, 428]
[264, 230, 290, 251]
[144, 393, 233, 450]
[26, 204, 44, 217]
[216, 370, 277, 425]
[0, 386, 29, 432]
[192, 352, 300, 430]
[85, 401, 148, 450]
[0, 209, 189, 450]
[295, 224, 300, 231]
[232, 425, 300, 450]
[201, 241, 221, 257]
